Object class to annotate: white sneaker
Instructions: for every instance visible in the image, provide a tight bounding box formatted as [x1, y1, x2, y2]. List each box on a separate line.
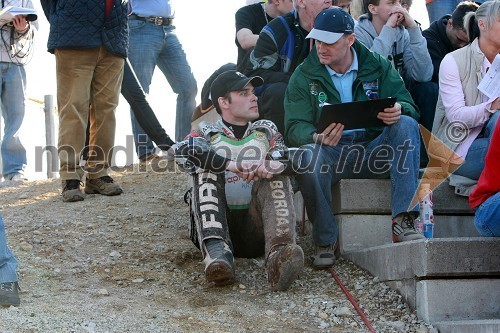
[9, 174, 27, 182]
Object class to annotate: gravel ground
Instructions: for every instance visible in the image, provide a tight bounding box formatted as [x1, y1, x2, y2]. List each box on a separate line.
[0, 164, 437, 333]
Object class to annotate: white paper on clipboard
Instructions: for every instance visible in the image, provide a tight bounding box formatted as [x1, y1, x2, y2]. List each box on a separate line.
[478, 54, 500, 99]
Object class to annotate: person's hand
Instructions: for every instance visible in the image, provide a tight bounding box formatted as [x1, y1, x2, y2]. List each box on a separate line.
[12, 15, 29, 33]
[491, 97, 500, 111]
[388, 6, 417, 29]
[255, 160, 285, 179]
[313, 122, 344, 146]
[378, 102, 402, 125]
[226, 160, 261, 183]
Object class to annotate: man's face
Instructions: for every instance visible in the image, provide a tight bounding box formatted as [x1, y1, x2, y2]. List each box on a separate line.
[303, 0, 334, 22]
[446, 20, 469, 49]
[222, 84, 259, 124]
[316, 34, 354, 67]
[277, 0, 294, 15]
[370, 0, 401, 23]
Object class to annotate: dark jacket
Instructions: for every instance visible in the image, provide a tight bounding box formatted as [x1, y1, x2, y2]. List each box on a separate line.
[284, 40, 419, 147]
[245, 11, 310, 85]
[422, 15, 453, 84]
[40, 0, 128, 58]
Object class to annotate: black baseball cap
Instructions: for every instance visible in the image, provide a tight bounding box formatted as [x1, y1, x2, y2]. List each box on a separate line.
[306, 7, 355, 44]
[210, 70, 264, 112]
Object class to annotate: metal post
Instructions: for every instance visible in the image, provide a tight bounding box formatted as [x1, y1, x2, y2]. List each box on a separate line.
[0, 111, 2, 179]
[44, 95, 58, 179]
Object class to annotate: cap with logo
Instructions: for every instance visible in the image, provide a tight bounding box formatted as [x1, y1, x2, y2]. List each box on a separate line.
[210, 70, 264, 111]
[306, 7, 355, 44]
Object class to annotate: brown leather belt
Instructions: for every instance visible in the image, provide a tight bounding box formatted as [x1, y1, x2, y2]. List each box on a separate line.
[128, 14, 173, 26]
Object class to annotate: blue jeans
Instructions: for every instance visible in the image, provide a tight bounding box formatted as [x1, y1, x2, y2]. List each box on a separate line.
[474, 192, 500, 237]
[426, 0, 460, 24]
[297, 116, 420, 246]
[454, 111, 500, 180]
[0, 213, 18, 283]
[128, 20, 197, 153]
[0, 63, 26, 179]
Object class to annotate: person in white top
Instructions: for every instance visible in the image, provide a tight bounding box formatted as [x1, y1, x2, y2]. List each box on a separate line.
[434, 0, 500, 181]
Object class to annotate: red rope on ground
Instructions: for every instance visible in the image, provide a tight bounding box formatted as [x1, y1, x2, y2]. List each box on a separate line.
[328, 267, 377, 333]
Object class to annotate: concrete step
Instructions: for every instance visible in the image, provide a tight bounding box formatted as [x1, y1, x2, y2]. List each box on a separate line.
[434, 319, 500, 333]
[338, 214, 479, 253]
[332, 179, 473, 215]
[344, 238, 500, 319]
[417, 279, 500, 323]
[344, 238, 500, 281]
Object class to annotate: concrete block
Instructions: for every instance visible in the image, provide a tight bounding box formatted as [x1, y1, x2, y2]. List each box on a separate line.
[434, 319, 500, 333]
[417, 280, 500, 322]
[344, 238, 500, 281]
[338, 214, 480, 254]
[332, 179, 473, 215]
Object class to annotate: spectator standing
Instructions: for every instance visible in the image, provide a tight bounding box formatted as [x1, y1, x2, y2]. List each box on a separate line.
[0, 0, 37, 182]
[175, 71, 303, 290]
[430, 0, 500, 186]
[0, 212, 20, 307]
[469, 120, 500, 237]
[422, 1, 479, 84]
[285, 8, 424, 267]
[41, 0, 127, 202]
[245, 0, 333, 134]
[127, 0, 197, 159]
[235, 0, 294, 68]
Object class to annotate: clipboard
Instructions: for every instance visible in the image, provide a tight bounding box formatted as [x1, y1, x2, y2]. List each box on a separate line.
[316, 97, 397, 133]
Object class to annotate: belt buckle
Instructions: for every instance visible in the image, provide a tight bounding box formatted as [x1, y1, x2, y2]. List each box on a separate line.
[154, 17, 163, 25]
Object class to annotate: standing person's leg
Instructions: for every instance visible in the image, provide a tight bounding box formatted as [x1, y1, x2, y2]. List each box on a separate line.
[84, 46, 124, 196]
[121, 59, 174, 150]
[0, 213, 20, 307]
[56, 48, 94, 182]
[0, 63, 27, 181]
[157, 25, 197, 141]
[426, 0, 459, 24]
[127, 20, 162, 159]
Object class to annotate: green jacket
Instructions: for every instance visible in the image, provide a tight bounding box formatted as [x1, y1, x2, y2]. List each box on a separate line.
[284, 40, 419, 147]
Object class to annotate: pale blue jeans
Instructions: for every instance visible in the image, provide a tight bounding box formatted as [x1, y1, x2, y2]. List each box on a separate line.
[0, 213, 18, 283]
[0, 63, 26, 180]
[128, 19, 197, 151]
[297, 116, 420, 247]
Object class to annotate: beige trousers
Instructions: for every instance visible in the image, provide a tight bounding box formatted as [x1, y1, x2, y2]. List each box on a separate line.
[56, 47, 124, 180]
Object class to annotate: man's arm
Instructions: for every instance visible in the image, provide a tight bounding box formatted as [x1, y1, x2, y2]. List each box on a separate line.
[40, 0, 53, 21]
[402, 28, 434, 82]
[235, 5, 260, 50]
[245, 19, 292, 84]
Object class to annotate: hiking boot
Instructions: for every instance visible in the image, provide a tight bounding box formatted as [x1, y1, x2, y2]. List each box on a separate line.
[311, 244, 336, 268]
[0, 282, 20, 307]
[84, 176, 123, 196]
[62, 179, 84, 202]
[204, 238, 235, 286]
[392, 212, 425, 243]
[266, 244, 304, 291]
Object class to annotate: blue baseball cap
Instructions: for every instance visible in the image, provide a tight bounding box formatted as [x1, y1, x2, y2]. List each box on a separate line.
[306, 7, 355, 44]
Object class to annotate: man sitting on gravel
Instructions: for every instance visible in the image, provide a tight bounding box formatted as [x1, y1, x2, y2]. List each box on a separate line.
[175, 70, 304, 291]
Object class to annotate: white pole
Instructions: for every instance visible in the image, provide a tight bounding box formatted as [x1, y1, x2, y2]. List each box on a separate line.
[44, 95, 58, 179]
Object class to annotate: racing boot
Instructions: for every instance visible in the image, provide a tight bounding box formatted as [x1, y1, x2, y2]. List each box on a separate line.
[204, 238, 235, 286]
[266, 244, 304, 291]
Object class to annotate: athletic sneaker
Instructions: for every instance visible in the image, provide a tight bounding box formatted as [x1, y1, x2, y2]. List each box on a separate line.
[311, 244, 336, 268]
[84, 176, 123, 196]
[62, 179, 84, 202]
[204, 238, 235, 286]
[0, 282, 20, 307]
[392, 212, 425, 243]
[266, 244, 304, 291]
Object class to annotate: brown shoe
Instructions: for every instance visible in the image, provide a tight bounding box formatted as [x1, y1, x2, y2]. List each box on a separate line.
[204, 239, 235, 286]
[266, 244, 304, 291]
[84, 176, 123, 196]
[62, 179, 84, 202]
